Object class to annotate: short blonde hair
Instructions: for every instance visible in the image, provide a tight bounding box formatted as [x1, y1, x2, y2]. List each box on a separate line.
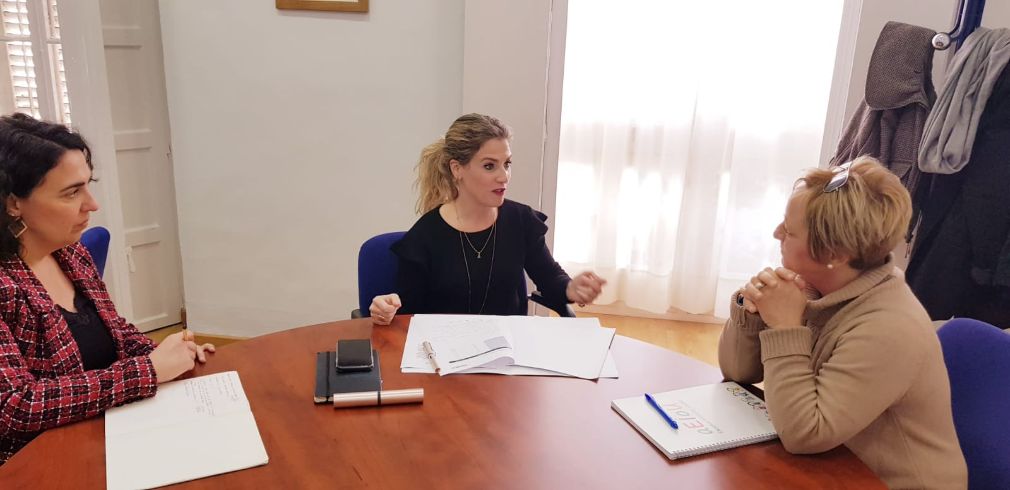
[795, 156, 911, 270]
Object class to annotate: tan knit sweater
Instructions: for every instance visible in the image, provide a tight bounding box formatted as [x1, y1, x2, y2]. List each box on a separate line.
[719, 259, 967, 489]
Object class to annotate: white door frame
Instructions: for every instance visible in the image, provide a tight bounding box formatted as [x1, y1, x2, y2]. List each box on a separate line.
[56, 1, 134, 317]
[818, 0, 865, 167]
[540, 0, 568, 253]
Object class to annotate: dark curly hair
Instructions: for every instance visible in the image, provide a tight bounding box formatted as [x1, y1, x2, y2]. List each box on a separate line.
[0, 113, 93, 258]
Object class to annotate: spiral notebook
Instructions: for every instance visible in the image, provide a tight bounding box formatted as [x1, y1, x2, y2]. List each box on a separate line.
[611, 381, 777, 460]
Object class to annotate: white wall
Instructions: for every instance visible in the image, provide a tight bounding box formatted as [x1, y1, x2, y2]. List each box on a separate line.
[462, 0, 554, 211]
[461, 0, 565, 315]
[159, 0, 464, 336]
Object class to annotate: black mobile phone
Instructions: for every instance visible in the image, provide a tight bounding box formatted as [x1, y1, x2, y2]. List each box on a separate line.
[336, 339, 374, 372]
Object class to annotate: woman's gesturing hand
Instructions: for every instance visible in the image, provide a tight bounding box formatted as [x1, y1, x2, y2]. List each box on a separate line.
[369, 293, 402, 325]
[566, 271, 606, 306]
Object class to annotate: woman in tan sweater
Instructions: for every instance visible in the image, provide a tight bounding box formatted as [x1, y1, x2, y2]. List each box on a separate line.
[719, 157, 967, 489]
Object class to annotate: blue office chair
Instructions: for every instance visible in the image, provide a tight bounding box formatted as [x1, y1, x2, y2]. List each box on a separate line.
[352, 231, 575, 318]
[354, 231, 406, 318]
[80, 226, 111, 278]
[937, 318, 1010, 489]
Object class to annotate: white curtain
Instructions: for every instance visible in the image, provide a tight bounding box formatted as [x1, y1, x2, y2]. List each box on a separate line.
[554, 1, 843, 317]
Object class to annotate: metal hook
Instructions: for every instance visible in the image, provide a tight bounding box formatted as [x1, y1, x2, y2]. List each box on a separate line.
[933, 0, 986, 51]
[933, 32, 953, 50]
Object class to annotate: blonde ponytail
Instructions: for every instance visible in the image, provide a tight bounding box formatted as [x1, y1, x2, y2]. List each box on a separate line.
[415, 139, 456, 214]
[413, 113, 512, 214]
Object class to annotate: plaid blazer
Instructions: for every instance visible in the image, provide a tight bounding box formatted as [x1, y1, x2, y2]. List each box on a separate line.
[0, 243, 158, 464]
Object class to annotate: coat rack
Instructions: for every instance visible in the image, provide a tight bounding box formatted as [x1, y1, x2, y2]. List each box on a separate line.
[932, 0, 987, 51]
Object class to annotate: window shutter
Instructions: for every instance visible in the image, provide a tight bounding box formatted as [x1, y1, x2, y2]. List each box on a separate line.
[0, 0, 70, 123]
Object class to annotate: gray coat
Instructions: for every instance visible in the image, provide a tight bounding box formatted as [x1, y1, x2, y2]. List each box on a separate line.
[918, 27, 1010, 174]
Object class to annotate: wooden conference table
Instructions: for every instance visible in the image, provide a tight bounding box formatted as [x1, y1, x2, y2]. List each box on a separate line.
[2, 316, 883, 489]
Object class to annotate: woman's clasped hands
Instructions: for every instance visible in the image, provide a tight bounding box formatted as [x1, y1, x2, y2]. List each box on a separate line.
[739, 267, 811, 329]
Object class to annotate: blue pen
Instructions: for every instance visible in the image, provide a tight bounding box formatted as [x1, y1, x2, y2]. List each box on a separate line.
[644, 393, 679, 429]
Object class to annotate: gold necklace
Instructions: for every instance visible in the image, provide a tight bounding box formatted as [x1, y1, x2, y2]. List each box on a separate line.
[454, 204, 496, 259]
[458, 224, 496, 314]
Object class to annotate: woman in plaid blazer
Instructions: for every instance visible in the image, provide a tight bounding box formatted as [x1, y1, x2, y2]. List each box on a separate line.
[0, 114, 215, 464]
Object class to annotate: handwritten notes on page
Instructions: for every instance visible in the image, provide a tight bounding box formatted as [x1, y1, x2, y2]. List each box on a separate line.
[404, 315, 515, 375]
[105, 371, 268, 489]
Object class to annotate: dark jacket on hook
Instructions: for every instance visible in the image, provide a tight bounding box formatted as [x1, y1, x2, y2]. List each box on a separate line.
[830, 22, 936, 200]
[907, 63, 1010, 328]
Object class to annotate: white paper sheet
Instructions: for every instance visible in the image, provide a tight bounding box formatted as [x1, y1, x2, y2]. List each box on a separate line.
[105, 371, 268, 490]
[401, 315, 617, 379]
[451, 349, 620, 378]
[418, 315, 515, 375]
[509, 316, 615, 379]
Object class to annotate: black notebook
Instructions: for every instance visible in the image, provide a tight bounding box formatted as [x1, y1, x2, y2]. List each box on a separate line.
[314, 350, 382, 403]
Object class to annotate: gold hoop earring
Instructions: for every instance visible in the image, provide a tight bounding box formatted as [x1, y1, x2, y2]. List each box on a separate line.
[7, 217, 27, 239]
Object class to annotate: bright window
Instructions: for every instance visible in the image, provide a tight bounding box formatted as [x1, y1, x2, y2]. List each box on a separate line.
[0, 0, 70, 123]
[554, 1, 844, 316]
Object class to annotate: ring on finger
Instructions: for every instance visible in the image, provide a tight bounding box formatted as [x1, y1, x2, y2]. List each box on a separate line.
[754, 282, 765, 290]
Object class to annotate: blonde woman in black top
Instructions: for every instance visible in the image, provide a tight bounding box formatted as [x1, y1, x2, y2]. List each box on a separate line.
[369, 114, 605, 324]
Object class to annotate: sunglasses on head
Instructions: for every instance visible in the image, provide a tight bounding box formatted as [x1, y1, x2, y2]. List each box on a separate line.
[824, 161, 853, 193]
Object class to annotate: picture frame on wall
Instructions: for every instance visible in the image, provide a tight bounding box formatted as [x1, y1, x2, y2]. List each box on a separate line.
[276, 0, 369, 13]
